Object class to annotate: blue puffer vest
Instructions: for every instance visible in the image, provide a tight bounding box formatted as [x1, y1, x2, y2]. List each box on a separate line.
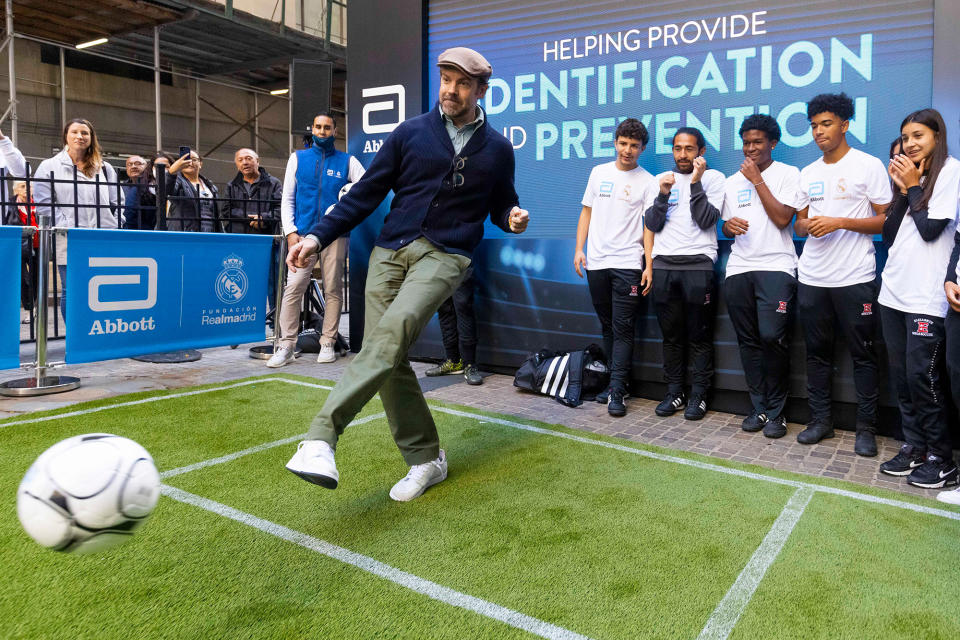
[293, 143, 350, 234]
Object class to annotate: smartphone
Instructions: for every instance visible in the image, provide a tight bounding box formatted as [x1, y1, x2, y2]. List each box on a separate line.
[302, 134, 312, 149]
[179, 145, 191, 160]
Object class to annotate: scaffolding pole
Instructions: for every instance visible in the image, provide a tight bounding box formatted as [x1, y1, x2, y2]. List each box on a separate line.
[154, 26, 161, 151]
[59, 47, 66, 127]
[5, 0, 16, 144]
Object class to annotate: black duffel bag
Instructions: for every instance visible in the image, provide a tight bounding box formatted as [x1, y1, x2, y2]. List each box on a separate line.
[513, 344, 608, 407]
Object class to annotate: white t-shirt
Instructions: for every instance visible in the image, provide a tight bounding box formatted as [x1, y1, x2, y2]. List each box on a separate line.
[879, 155, 960, 317]
[581, 162, 659, 270]
[651, 169, 725, 262]
[796, 147, 892, 287]
[721, 160, 802, 277]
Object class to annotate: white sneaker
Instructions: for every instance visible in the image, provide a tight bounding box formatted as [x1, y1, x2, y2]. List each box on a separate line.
[285, 440, 338, 488]
[389, 450, 447, 502]
[317, 343, 337, 363]
[936, 486, 960, 506]
[266, 346, 295, 368]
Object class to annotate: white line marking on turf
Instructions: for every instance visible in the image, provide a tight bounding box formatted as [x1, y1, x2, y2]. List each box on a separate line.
[6, 375, 958, 522]
[159, 412, 386, 479]
[696, 487, 814, 640]
[431, 406, 960, 522]
[160, 484, 594, 640]
[0, 376, 331, 429]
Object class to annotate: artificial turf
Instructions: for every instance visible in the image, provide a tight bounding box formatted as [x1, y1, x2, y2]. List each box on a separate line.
[2, 375, 958, 639]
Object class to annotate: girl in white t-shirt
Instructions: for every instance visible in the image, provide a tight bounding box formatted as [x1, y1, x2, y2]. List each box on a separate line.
[877, 108, 960, 490]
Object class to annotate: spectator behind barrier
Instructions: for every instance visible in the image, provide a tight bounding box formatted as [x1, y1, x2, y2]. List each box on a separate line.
[224, 147, 283, 319]
[33, 118, 124, 322]
[223, 148, 281, 235]
[14, 180, 37, 325]
[165, 149, 221, 233]
[121, 155, 158, 230]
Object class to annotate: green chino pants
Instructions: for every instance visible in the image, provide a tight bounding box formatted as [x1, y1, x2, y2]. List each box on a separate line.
[306, 238, 471, 465]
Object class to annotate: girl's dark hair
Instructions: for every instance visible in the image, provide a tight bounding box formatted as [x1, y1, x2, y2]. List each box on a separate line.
[900, 108, 948, 211]
[889, 137, 902, 159]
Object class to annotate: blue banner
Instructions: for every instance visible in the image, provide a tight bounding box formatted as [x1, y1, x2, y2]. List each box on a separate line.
[0, 226, 21, 370]
[65, 229, 272, 364]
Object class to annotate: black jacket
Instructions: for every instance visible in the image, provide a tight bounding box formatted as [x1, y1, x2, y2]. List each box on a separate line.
[165, 173, 221, 233]
[222, 168, 282, 234]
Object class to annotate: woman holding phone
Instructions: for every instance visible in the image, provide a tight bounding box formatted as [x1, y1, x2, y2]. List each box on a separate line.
[165, 148, 221, 232]
[877, 108, 960, 490]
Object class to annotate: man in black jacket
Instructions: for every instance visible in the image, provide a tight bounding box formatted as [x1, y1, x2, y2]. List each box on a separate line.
[224, 148, 283, 316]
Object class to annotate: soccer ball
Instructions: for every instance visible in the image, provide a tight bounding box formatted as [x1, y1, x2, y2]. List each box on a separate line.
[17, 433, 160, 554]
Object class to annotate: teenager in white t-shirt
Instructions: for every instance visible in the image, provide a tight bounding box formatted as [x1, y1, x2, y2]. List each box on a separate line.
[721, 114, 801, 439]
[875, 108, 960, 490]
[794, 93, 892, 456]
[574, 118, 659, 417]
[644, 127, 725, 420]
[939, 213, 960, 504]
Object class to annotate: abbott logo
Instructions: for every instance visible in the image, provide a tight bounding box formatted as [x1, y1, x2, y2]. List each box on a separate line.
[362, 85, 405, 134]
[87, 257, 158, 312]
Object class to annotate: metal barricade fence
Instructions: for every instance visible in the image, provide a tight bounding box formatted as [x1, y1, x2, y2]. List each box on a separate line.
[3, 163, 349, 348]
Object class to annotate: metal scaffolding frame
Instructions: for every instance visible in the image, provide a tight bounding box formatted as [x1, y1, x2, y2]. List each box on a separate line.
[0, 0, 295, 152]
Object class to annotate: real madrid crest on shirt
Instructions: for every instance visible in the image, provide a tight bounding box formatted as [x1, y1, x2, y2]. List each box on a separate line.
[215, 254, 249, 304]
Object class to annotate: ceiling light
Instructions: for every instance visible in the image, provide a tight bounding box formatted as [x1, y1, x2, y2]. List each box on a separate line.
[270, 88, 289, 95]
[76, 38, 108, 49]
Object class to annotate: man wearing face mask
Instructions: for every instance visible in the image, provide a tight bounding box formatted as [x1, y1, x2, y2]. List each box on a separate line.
[268, 113, 365, 367]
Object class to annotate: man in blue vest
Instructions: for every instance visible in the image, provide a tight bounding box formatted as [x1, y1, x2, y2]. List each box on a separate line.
[267, 113, 365, 367]
[284, 47, 530, 502]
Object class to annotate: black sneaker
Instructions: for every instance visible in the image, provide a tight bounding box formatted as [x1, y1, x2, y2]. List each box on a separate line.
[796, 420, 834, 444]
[741, 411, 768, 432]
[763, 415, 787, 439]
[608, 391, 626, 417]
[907, 455, 960, 489]
[854, 429, 878, 457]
[655, 391, 686, 417]
[879, 444, 926, 477]
[684, 394, 707, 421]
[596, 388, 629, 404]
[463, 364, 483, 386]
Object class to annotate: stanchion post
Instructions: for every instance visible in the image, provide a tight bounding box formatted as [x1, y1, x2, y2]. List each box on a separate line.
[0, 213, 81, 396]
[249, 234, 293, 360]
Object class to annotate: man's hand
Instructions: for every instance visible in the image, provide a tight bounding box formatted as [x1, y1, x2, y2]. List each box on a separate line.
[659, 172, 676, 195]
[574, 250, 586, 278]
[286, 236, 319, 272]
[247, 214, 261, 229]
[739, 157, 762, 185]
[641, 267, 653, 295]
[725, 217, 750, 235]
[509, 206, 529, 233]
[946, 281, 960, 313]
[286, 231, 301, 246]
[690, 157, 707, 183]
[806, 216, 844, 238]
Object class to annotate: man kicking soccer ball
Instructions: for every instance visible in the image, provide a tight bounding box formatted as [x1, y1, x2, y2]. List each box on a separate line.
[284, 47, 529, 501]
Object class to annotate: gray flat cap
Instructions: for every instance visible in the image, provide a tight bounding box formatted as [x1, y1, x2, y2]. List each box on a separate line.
[437, 47, 492, 80]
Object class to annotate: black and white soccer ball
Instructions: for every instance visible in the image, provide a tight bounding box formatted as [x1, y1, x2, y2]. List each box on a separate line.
[17, 434, 160, 554]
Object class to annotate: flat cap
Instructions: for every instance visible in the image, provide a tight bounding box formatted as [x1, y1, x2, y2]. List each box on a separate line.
[437, 47, 492, 80]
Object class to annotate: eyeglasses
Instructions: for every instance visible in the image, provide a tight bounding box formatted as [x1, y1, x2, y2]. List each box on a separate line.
[451, 156, 467, 188]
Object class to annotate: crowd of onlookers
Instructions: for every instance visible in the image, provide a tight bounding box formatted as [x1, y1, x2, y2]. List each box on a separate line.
[2, 117, 287, 326]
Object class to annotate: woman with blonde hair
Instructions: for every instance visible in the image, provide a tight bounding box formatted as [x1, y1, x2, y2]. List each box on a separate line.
[33, 118, 123, 321]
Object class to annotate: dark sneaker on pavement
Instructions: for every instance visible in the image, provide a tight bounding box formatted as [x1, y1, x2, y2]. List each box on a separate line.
[596, 388, 629, 404]
[608, 391, 626, 417]
[763, 415, 787, 439]
[655, 391, 686, 417]
[463, 364, 484, 385]
[854, 429, 878, 457]
[907, 455, 959, 489]
[684, 394, 707, 421]
[741, 411, 768, 432]
[879, 443, 926, 476]
[796, 420, 834, 444]
[425, 358, 464, 377]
